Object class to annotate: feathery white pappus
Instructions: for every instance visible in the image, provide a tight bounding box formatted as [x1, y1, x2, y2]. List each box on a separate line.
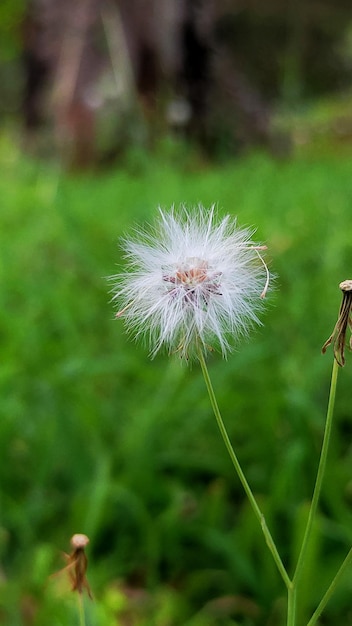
[109, 206, 270, 359]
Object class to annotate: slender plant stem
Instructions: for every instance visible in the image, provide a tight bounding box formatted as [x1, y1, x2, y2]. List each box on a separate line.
[77, 593, 86, 626]
[287, 586, 297, 626]
[307, 546, 352, 626]
[293, 359, 339, 587]
[197, 347, 291, 590]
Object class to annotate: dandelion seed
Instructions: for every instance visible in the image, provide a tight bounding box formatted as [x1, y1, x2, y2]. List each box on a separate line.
[109, 206, 270, 359]
[322, 279, 352, 366]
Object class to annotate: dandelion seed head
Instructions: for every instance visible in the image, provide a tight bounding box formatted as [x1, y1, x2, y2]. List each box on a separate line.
[109, 206, 270, 359]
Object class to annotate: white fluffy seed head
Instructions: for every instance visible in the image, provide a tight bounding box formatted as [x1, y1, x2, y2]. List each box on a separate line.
[109, 206, 270, 360]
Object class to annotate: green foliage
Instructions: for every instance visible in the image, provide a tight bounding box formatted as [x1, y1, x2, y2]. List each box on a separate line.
[0, 0, 26, 60]
[1, 133, 352, 625]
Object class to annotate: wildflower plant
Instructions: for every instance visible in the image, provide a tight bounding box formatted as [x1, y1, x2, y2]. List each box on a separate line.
[109, 206, 352, 626]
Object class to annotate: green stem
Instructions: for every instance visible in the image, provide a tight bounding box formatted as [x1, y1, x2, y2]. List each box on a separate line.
[307, 546, 352, 626]
[77, 593, 86, 626]
[197, 348, 291, 590]
[293, 359, 339, 586]
[287, 586, 297, 626]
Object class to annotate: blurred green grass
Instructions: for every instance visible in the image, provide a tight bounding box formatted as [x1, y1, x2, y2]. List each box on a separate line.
[1, 134, 352, 625]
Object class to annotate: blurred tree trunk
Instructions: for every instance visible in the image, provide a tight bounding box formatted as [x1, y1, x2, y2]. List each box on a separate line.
[280, 0, 307, 105]
[51, 0, 99, 167]
[22, 0, 135, 167]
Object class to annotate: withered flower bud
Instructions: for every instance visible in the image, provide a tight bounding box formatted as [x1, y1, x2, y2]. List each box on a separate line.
[322, 280, 352, 366]
[51, 533, 93, 599]
[66, 533, 92, 598]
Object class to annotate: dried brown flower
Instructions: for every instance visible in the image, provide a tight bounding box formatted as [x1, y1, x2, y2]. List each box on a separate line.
[52, 533, 93, 598]
[322, 280, 352, 366]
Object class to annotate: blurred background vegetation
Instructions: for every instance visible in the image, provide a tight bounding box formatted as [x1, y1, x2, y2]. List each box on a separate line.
[1, 1, 352, 625]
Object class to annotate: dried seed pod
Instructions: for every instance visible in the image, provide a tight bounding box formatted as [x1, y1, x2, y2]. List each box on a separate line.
[52, 533, 93, 599]
[322, 280, 352, 366]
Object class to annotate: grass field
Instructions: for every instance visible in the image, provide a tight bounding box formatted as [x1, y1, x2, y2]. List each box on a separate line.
[1, 134, 352, 625]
